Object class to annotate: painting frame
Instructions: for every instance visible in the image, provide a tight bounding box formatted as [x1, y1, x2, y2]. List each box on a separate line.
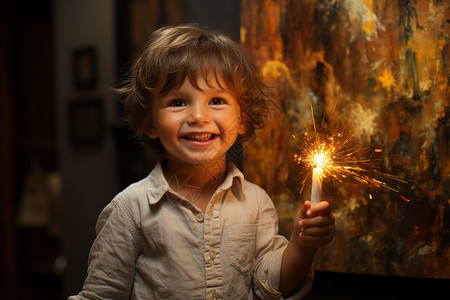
[68, 98, 103, 146]
[72, 46, 97, 90]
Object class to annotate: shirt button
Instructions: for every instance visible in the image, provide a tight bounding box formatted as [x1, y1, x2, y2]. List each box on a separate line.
[195, 213, 204, 222]
[209, 251, 216, 260]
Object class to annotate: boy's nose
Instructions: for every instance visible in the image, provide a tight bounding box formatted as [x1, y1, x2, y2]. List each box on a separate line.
[187, 103, 211, 124]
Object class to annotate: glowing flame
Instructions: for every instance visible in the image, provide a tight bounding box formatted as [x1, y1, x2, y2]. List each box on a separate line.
[313, 151, 328, 170]
[308, 144, 331, 179]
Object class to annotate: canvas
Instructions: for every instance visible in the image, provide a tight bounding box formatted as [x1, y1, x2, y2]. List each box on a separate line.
[241, 0, 449, 278]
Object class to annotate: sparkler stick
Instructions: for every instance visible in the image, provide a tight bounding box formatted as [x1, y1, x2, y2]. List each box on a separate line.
[311, 167, 322, 206]
[309, 101, 325, 206]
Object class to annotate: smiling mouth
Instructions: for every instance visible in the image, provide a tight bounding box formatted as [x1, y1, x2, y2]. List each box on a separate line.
[183, 133, 216, 142]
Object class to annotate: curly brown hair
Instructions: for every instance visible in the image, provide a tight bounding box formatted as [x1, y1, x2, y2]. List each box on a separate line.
[116, 24, 275, 151]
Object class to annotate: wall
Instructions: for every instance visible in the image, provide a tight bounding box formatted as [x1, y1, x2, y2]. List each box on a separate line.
[186, 0, 240, 41]
[54, 0, 118, 296]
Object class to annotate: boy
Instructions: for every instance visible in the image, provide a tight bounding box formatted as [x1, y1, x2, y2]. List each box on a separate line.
[70, 24, 335, 299]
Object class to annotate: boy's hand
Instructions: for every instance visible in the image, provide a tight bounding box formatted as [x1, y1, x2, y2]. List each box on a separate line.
[280, 200, 335, 296]
[292, 200, 335, 249]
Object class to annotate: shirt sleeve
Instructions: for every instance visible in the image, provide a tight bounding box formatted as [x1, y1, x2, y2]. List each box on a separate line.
[68, 199, 140, 300]
[252, 189, 314, 300]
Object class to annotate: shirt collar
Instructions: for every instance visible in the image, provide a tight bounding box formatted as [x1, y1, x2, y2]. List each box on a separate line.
[146, 161, 245, 205]
[146, 161, 171, 205]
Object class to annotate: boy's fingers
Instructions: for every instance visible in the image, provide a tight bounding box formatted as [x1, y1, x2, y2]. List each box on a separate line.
[298, 201, 311, 219]
[301, 221, 334, 235]
[301, 215, 334, 228]
[296, 201, 335, 248]
[299, 231, 334, 247]
[306, 201, 331, 217]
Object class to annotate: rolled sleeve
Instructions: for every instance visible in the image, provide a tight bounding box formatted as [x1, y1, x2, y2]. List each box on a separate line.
[253, 246, 285, 299]
[253, 247, 314, 299]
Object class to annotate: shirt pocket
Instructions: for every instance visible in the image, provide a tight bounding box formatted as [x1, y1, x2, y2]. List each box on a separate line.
[227, 224, 257, 277]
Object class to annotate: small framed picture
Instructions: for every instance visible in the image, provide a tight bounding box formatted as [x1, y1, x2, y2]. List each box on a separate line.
[73, 47, 97, 89]
[68, 99, 103, 145]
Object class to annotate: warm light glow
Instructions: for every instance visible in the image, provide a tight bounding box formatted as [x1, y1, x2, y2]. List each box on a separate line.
[309, 144, 332, 179]
[313, 166, 323, 176]
[313, 152, 327, 169]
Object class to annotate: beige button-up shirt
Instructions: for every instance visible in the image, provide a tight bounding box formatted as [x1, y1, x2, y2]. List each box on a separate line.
[69, 162, 313, 299]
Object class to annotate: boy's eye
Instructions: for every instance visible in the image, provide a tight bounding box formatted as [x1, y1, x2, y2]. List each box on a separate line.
[168, 99, 186, 107]
[209, 98, 225, 105]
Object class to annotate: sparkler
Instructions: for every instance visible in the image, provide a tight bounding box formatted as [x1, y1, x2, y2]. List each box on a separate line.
[293, 102, 410, 204]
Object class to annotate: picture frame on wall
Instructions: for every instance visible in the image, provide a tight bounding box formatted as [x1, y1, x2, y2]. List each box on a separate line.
[68, 98, 103, 145]
[73, 47, 97, 90]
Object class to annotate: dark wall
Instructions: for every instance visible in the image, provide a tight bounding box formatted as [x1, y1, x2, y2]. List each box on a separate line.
[186, 0, 240, 41]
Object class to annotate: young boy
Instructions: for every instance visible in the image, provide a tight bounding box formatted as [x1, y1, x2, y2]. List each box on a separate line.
[69, 24, 335, 299]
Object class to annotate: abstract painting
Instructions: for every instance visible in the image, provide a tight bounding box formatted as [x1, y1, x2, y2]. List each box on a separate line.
[241, 0, 449, 278]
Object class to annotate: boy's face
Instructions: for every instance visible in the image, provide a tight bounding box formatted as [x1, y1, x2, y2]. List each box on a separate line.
[145, 73, 246, 167]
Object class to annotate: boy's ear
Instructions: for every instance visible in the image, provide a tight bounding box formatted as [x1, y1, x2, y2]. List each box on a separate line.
[142, 119, 158, 139]
[238, 115, 247, 135]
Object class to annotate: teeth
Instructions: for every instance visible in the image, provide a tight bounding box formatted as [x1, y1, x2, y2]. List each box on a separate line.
[184, 134, 214, 141]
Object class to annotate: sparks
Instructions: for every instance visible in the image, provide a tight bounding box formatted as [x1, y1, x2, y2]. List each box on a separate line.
[400, 195, 411, 202]
[293, 101, 411, 202]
